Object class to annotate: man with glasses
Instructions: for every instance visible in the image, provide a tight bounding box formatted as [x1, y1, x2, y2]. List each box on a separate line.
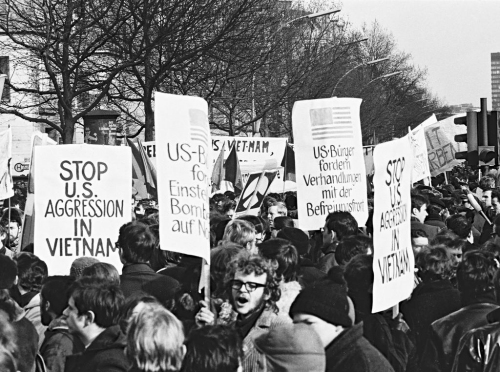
[195, 251, 291, 372]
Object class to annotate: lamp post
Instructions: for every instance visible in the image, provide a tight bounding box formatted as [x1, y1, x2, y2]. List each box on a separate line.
[358, 71, 403, 95]
[331, 57, 389, 96]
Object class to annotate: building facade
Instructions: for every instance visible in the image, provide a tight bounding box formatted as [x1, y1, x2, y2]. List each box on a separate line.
[492, 52, 500, 110]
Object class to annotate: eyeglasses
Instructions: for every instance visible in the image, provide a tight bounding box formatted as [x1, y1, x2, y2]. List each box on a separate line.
[230, 279, 266, 292]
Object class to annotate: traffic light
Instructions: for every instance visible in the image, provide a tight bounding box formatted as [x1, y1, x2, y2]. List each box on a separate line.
[454, 111, 478, 167]
[478, 146, 496, 166]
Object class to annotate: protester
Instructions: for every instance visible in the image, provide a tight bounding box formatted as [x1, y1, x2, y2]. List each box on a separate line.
[10, 252, 48, 346]
[318, 211, 359, 274]
[195, 251, 291, 371]
[258, 238, 301, 313]
[40, 276, 85, 372]
[267, 201, 287, 229]
[222, 200, 237, 220]
[126, 303, 185, 372]
[0, 225, 13, 257]
[334, 235, 373, 268]
[63, 277, 129, 372]
[255, 323, 325, 372]
[181, 325, 242, 372]
[411, 194, 440, 240]
[237, 215, 267, 245]
[0, 208, 23, 254]
[420, 250, 500, 372]
[270, 216, 294, 237]
[69, 257, 100, 279]
[222, 220, 258, 253]
[290, 269, 394, 372]
[118, 221, 180, 304]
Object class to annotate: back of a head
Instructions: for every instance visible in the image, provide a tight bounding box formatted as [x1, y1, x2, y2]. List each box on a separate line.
[127, 304, 185, 372]
[446, 214, 472, 240]
[70, 257, 100, 279]
[273, 216, 294, 230]
[255, 323, 325, 372]
[41, 276, 74, 318]
[258, 238, 299, 282]
[118, 221, 156, 264]
[211, 246, 241, 296]
[82, 263, 120, 285]
[344, 254, 374, 294]
[14, 252, 48, 293]
[0, 255, 17, 290]
[222, 220, 255, 247]
[237, 215, 267, 234]
[277, 228, 310, 257]
[69, 277, 124, 328]
[325, 211, 358, 241]
[416, 247, 454, 282]
[181, 325, 242, 372]
[457, 250, 498, 296]
[335, 235, 373, 267]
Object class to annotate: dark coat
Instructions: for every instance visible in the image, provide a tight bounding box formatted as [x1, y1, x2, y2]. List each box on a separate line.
[400, 279, 461, 361]
[317, 242, 338, 274]
[64, 325, 130, 372]
[13, 316, 38, 372]
[410, 218, 440, 241]
[325, 322, 395, 372]
[419, 300, 499, 372]
[40, 317, 85, 372]
[120, 263, 180, 303]
[298, 258, 325, 287]
[425, 216, 446, 230]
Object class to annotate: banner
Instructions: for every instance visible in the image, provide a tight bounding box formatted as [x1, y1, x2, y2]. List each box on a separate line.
[155, 93, 211, 262]
[363, 146, 375, 176]
[235, 171, 278, 216]
[372, 136, 414, 313]
[34, 145, 131, 275]
[409, 123, 431, 183]
[424, 114, 466, 176]
[0, 128, 13, 199]
[292, 98, 368, 230]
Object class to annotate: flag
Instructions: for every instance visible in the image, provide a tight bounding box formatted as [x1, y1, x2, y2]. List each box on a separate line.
[0, 128, 13, 200]
[235, 171, 278, 215]
[127, 138, 157, 199]
[310, 106, 353, 141]
[211, 143, 225, 193]
[224, 144, 243, 191]
[280, 142, 296, 182]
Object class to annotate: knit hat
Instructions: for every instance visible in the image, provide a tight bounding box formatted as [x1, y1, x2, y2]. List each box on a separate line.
[289, 279, 353, 327]
[255, 323, 325, 372]
[277, 227, 309, 256]
[70, 257, 100, 278]
[0, 255, 17, 289]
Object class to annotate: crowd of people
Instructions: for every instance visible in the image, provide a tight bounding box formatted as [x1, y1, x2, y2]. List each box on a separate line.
[3, 166, 500, 371]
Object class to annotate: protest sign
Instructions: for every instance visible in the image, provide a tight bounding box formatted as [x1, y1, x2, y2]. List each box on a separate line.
[143, 137, 288, 192]
[292, 97, 368, 230]
[409, 123, 431, 183]
[235, 171, 278, 216]
[155, 93, 211, 262]
[34, 145, 131, 275]
[372, 136, 414, 313]
[424, 114, 467, 176]
[363, 146, 375, 176]
[0, 128, 13, 199]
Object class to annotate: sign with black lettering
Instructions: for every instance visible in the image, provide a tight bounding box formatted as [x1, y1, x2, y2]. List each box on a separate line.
[372, 136, 414, 312]
[292, 98, 368, 230]
[155, 93, 211, 262]
[34, 145, 132, 275]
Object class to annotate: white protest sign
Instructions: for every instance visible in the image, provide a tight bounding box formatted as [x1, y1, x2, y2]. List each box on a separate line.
[372, 136, 414, 313]
[155, 93, 211, 262]
[292, 97, 368, 230]
[363, 146, 375, 176]
[424, 114, 467, 176]
[34, 145, 131, 275]
[409, 123, 431, 183]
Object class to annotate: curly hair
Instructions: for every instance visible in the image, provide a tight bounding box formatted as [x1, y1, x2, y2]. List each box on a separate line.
[14, 252, 48, 293]
[224, 250, 280, 313]
[416, 247, 455, 282]
[457, 250, 499, 295]
[258, 238, 298, 283]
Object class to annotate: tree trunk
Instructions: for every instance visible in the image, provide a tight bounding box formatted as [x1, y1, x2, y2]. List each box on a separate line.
[62, 113, 75, 144]
[144, 91, 154, 141]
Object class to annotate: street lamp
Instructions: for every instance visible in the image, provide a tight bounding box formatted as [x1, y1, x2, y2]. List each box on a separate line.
[359, 71, 403, 95]
[288, 9, 341, 24]
[331, 57, 389, 96]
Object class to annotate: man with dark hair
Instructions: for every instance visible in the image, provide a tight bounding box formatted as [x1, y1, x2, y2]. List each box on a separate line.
[40, 276, 84, 372]
[420, 250, 500, 372]
[181, 325, 243, 372]
[411, 194, 440, 240]
[118, 221, 180, 303]
[63, 277, 129, 372]
[1, 208, 23, 254]
[334, 235, 373, 268]
[195, 251, 291, 372]
[425, 197, 447, 229]
[319, 211, 358, 274]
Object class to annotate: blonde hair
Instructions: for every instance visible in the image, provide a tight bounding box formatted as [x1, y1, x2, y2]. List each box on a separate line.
[126, 303, 185, 372]
[222, 220, 255, 247]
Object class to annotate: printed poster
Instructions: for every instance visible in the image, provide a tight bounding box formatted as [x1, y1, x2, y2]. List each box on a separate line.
[155, 93, 211, 262]
[409, 122, 431, 183]
[372, 136, 414, 312]
[34, 145, 131, 275]
[292, 97, 368, 230]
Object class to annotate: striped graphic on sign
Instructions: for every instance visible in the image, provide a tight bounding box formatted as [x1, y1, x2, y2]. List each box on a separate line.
[310, 107, 353, 141]
[189, 109, 209, 146]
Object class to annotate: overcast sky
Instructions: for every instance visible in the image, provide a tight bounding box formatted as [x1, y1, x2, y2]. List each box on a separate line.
[338, 0, 500, 108]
